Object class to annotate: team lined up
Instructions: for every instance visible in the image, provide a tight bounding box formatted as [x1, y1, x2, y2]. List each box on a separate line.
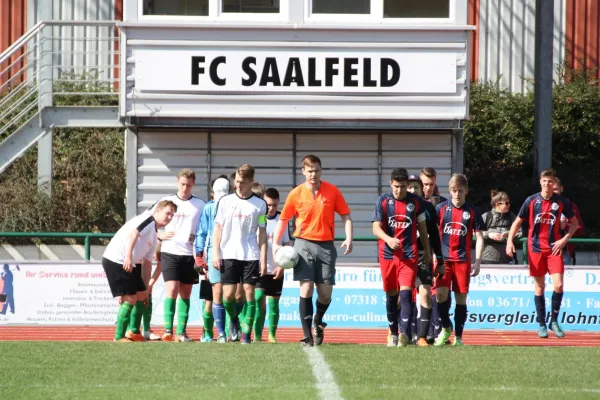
[101, 156, 578, 345]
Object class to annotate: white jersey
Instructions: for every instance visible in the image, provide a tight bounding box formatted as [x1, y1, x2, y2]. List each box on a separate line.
[103, 213, 158, 264]
[266, 212, 290, 274]
[150, 194, 205, 256]
[214, 193, 267, 261]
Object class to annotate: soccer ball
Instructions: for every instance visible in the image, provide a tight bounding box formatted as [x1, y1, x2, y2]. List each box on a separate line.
[274, 246, 299, 270]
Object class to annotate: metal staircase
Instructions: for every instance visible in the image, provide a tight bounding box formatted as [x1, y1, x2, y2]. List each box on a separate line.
[0, 20, 123, 174]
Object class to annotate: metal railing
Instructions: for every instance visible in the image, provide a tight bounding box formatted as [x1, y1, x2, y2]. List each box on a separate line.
[0, 20, 120, 141]
[1, 232, 599, 262]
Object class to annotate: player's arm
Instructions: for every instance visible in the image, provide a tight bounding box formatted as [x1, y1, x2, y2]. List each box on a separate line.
[340, 213, 353, 255]
[212, 222, 223, 270]
[417, 217, 432, 265]
[258, 226, 268, 276]
[471, 231, 484, 277]
[552, 216, 579, 256]
[506, 217, 524, 257]
[194, 207, 209, 267]
[123, 228, 141, 273]
[372, 221, 400, 250]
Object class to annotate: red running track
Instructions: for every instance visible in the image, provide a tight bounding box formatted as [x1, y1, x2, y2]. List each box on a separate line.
[0, 326, 599, 346]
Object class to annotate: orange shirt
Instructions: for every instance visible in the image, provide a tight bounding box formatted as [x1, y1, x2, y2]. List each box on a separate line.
[280, 181, 351, 242]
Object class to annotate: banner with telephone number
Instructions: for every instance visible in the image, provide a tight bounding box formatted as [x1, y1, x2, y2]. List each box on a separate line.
[1, 263, 599, 331]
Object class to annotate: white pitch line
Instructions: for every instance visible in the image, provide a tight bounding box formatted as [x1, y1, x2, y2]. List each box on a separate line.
[303, 346, 344, 400]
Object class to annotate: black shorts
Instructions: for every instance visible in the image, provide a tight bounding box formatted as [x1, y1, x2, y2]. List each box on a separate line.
[161, 252, 198, 284]
[415, 260, 433, 287]
[256, 274, 284, 297]
[199, 280, 213, 301]
[102, 257, 146, 297]
[221, 259, 260, 285]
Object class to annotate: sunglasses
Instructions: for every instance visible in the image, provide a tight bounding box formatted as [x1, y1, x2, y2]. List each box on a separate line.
[497, 201, 511, 205]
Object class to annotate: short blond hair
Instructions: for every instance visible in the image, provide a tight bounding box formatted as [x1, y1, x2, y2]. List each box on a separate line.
[155, 200, 177, 213]
[177, 168, 196, 181]
[236, 164, 255, 180]
[251, 182, 265, 198]
[449, 173, 468, 190]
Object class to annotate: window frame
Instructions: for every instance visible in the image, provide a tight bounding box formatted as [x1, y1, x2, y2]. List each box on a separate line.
[139, 0, 288, 22]
[304, 0, 456, 24]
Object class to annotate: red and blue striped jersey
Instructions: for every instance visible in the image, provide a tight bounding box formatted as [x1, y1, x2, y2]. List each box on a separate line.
[372, 192, 427, 261]
[517, 193, 574, 253]
[436, 200, 483, 262]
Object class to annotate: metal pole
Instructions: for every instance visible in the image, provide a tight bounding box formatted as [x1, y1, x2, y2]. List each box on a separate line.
[533, 0, 554, 180]
[85, 236, 90, 261]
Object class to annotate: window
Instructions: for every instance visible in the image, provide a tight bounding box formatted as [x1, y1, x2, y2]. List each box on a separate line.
[143, 0, 208, 16]
[384, 0, 450, 18]
[312, 0, 370, 14]
[223, 0, 279, 13]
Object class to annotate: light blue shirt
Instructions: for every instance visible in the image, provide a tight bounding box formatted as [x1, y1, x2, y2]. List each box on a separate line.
[195, 200, 217, 261]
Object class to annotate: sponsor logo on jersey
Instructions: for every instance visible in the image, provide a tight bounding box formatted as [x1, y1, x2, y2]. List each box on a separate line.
[534, 212, 556, 225]
[443, 222, 468, 236]
[388, 215, 413, 229]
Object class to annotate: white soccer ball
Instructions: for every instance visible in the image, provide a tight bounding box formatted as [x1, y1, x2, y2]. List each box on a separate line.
[275, 246, 299, 270]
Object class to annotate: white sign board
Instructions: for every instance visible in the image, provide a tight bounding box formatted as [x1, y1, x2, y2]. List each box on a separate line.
[134, 48, 457, 94]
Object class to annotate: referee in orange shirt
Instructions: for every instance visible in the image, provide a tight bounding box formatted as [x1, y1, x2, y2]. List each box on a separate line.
[272, 155, 353, 347]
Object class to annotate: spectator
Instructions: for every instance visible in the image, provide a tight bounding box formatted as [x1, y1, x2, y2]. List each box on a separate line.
[481, 190, 521, 264]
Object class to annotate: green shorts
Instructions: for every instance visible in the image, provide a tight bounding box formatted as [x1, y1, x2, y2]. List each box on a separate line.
[293, 238, 337, 285]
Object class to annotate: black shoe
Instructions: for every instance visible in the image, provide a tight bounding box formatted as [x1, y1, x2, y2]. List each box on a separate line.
[229, 319, 240, 342]
[313, 322, 327, 346]
[301, 337, 314, 347]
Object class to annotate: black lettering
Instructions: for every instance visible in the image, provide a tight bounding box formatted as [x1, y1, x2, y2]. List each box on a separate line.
[308, 58, 322, 87]
[363, 58, 377, 87]
[242, 57, 257, 86]
[191, 56, 205, 85]
[325, 58, 339, 87]
[343, 58, 359, 87]
[282, 58, 305, 86]
[380, 58, 400, 87]
[259, 57, 281, 87]
[209, 56, 226, 86]
[468, 314, 476, 323]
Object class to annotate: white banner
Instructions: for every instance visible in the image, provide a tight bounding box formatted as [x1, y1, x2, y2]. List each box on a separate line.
[134, 48, 457, 94]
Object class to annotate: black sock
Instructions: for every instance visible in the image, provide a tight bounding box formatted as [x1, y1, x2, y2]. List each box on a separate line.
[454, 304, 467, 337]
[534, 295, 546, 326]
[438, 299, 451, 328]
[429, 295, 439, 337]
[386, 294, 399, 336]
[399, 290, 413, 337]
[551, 292, 563, 323]
[419, 307, 432, 339]
[299, 297, 313, 339]
[410, 301, 418, 338]
[314, 300, 330, 327]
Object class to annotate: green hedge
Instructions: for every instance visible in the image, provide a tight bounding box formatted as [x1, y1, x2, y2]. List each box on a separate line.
[464, 69, 600, 236]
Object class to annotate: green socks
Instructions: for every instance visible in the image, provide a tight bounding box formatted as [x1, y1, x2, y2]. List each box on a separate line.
[164, 297, 176, 332]
[224, 299, 238, 321]
[128, 301, 145, 334]
[142, 294, 153, 332]
[242, 301, 256, 335]
[254, 289, 266, 339]
[268, 297, 280, 337]
[177, 298, 191, 335]
[203, 301, 214, 339]
[115, 302, 133, 340]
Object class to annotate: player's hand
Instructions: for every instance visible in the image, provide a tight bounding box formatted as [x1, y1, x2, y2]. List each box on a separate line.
[123, 257, 133, 273]
[273, 267, 284, 280]
[154, 251, 161, 262]
[471, 260, 481, 277]
[212, 255, 222, 270]
[386, 237, 401, 250]
[148, 278, 156, 292]
[341, 239, 353, 255]
[551, 238, 567, 256]
[260, 263, 267, 277]
[158, 231, 175, 241]
[506, 241, 515, 257]
[195, 253, 206, 269]
[434, 258, 445, 279]
[489, 232, 503, 241]
[116, 296, 123, 305]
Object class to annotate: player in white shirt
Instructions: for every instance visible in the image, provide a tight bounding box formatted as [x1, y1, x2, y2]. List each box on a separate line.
[102, 200, 177, 342]
[212, 164, 268, 344]
[253, 188, 291, 343]
[151, 169, 206, 342]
